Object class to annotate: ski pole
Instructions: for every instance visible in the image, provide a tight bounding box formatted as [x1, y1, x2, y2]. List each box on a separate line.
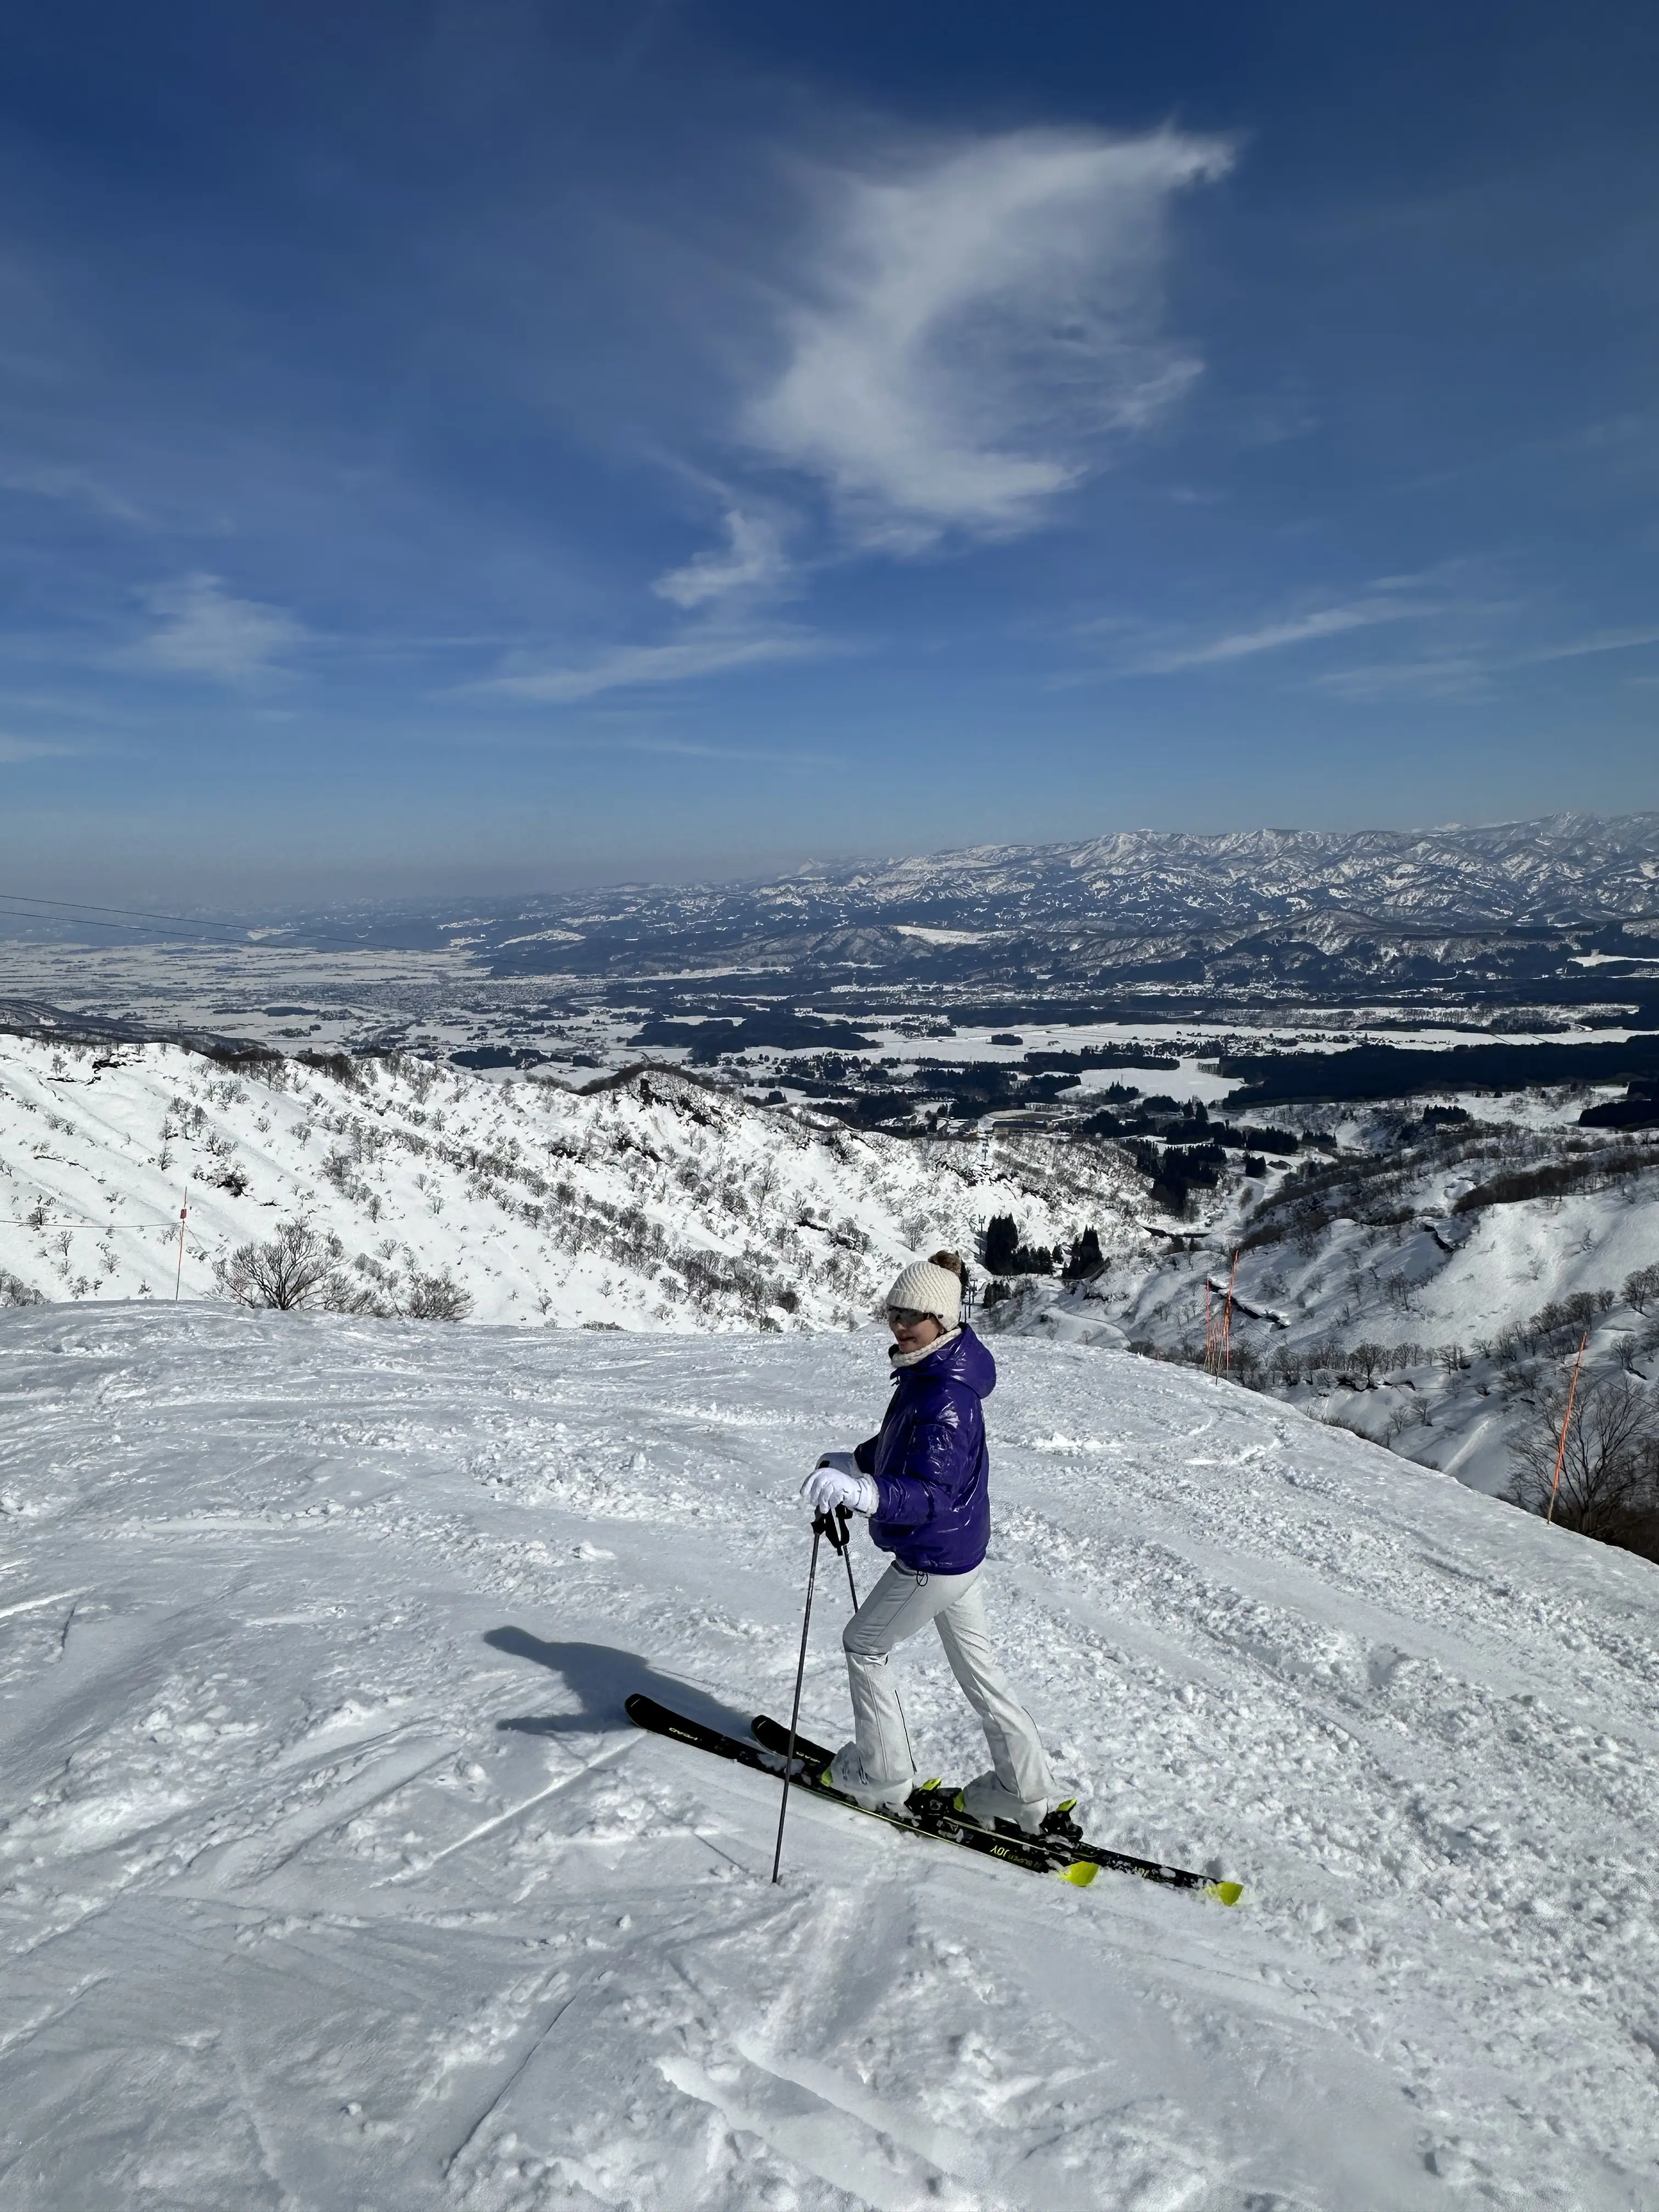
[771, 1514, 825, 1884]
[824, 1500, 860, 1610]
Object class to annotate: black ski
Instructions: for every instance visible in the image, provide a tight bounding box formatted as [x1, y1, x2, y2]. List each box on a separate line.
[625, 1694, 1097, 1885]
[749, 1713, 1243, 1906]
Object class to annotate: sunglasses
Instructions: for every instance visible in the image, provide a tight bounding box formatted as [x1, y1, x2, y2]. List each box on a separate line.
[886, 1306, 935, 1327]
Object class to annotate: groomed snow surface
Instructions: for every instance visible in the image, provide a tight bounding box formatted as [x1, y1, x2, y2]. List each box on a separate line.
[3, 1310, 1657, 2209]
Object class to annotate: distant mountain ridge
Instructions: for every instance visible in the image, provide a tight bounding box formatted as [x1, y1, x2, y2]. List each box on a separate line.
[453, 812, 1659, 955]
[798, 814, 1659, 929]
[12, 813, 1654, 1026]
[436, 814, 1659, 1016]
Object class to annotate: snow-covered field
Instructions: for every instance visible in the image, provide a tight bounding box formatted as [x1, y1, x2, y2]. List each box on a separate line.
[2, 1305, 1656, 2209]
[4, 923, 1640, 1085]
[0, 1035, 1137, 1331]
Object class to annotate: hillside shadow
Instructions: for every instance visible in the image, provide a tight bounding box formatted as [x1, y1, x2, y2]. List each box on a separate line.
[485, 1628, 754, 1741]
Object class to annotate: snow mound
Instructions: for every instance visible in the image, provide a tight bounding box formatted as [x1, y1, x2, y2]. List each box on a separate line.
[2, 1304, 1655, 2209]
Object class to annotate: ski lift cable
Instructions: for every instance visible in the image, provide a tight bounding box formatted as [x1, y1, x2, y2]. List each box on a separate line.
[0, 891, 410, 953]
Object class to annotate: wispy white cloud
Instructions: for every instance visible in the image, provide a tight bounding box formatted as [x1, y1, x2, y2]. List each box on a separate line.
[653, 509, 788, 607]
[138, 573, 306, 682]
[1130, 595, 1425, 674]
[477, 508, 807, 707]
[484, 125, 1227, 710]
[1511, 624, 1659, 665]
[743, 126, 1233, 549]
[483, 622, 826, 703]
[0, 734, 80, 764]
[0, 461, 146, 523]
[1308, 654, 1490, 704]
[1313, 624, 1659, 703]
[610, 733, 837, 766]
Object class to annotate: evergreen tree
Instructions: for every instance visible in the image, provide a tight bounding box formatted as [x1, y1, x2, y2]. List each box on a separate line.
[983, 1214, 1020, 1274]
[1063, 1226, 1103, 1280]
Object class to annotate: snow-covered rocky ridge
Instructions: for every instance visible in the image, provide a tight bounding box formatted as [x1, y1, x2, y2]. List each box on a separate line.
[1, 1306, 1655, 2209]
[0, 1033, 1139, 1331]
[989, 1108, 1659, 1504]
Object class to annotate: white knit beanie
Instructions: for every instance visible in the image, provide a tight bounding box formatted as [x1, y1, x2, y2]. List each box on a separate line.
[884, 1259, 962, 1329]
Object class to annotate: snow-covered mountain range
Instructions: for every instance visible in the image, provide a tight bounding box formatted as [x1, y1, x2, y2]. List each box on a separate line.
[721, 812, 1659, 930]
[264, 812, 1659, 961]
[302, 809, 1659, 1023]
[5, 816, 1659, 1055]
[2, 1305, 1654, 2208]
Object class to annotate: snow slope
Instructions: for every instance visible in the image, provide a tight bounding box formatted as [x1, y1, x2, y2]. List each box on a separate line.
[3, 1305, 1656, 2210]
[0, 1034, 1138, 1330]
[1028, 1128, 1659, 1498]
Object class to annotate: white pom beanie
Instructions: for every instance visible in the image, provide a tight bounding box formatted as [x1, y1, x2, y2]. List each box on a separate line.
[884, 1259, 963, 1330]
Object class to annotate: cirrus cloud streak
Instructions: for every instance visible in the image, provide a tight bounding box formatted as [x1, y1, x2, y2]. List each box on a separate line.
[482, 623, 828, 704]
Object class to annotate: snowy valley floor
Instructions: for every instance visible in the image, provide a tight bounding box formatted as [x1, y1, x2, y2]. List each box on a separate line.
[1, 1308, 1656, 2212]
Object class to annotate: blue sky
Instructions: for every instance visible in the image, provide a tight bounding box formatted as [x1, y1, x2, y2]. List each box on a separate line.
[3, 0, 1657, 904]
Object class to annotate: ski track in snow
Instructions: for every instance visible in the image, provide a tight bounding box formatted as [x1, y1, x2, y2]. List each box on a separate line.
[1, 1305, 1656, 2210]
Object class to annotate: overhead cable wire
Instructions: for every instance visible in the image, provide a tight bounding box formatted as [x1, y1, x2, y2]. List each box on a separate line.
[0, 891, 419, 953]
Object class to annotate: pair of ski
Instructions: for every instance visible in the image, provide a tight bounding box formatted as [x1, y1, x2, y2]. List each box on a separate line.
[626, 1692, 1242, 1905]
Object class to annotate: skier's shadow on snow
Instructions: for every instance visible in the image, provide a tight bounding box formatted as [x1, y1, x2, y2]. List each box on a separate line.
[486, 1629, 753, 1741]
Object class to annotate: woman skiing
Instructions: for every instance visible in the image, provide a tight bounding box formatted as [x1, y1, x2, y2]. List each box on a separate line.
[802, 1251, 1060, 1834]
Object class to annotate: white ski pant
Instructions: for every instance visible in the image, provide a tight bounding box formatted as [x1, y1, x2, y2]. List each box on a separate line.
[842, 1562, 1054, 1803]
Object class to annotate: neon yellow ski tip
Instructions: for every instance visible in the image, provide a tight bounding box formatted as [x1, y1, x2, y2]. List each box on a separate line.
[1062, 1861, 1098, 1886]
[1206, 1880, 1244, 1906]
[922, 1778, 944, 1790]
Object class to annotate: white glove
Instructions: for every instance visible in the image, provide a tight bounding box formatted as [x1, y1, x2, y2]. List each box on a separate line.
[801, 1465, 879, 1516]
[815, 1451, 859, 1480]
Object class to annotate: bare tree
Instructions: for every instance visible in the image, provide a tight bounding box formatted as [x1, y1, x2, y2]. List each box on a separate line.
[216, 1219, 342, 1311]
[1507, 1370, 1659, 1541]
[401, 1270, 472, 1322]
[1269, 1342, 1304, 1388]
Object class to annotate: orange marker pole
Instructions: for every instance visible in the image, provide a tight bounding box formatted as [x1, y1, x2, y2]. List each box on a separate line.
[1546, 1331, 1589, 1525]
[1220, 1249, 1239, 1372]
[174, 1188, 189, 1302]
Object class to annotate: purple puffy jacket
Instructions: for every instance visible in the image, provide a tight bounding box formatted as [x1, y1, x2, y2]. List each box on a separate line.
[853, 1327, 995, 1576]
